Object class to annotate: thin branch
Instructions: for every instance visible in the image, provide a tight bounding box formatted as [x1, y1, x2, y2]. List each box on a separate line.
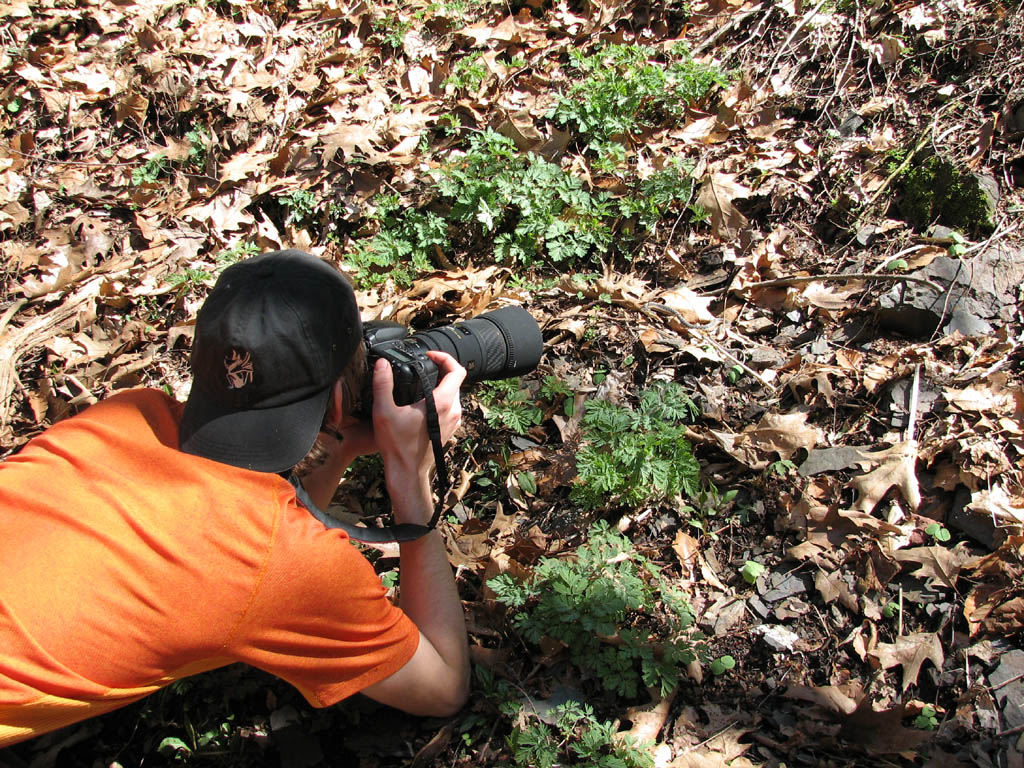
[738, 272, 945, 294]
[0, 299, 27, 341]
[764, 0, 831, 80]
[691, 5, 763, 56]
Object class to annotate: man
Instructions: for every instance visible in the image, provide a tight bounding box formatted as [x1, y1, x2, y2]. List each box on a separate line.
[0, 250, 470, 747]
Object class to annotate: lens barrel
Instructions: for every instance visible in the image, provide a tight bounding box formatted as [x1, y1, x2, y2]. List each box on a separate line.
[409, 306, 542, 384]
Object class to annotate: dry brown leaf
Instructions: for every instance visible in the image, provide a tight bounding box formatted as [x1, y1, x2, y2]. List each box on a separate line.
[866, 632, 944, 691]
[847, 441, 922, 513]
[695, 173, 750, 241]
[795, 281, 861, 312]
[321, 122, 384, 163]
[655, 285, 714, 325]
[944, 373, 1024, 419]
[618, 689, 676, 748]
[966, 484, 1024, 526]
[840, 698, 931, 755]
[715, 409, 822, 470]
[893, 543, 973, 589]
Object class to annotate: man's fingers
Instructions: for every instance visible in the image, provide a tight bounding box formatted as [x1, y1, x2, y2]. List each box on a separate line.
[426, 351, 466, 393]
[371, 358, 396, 409]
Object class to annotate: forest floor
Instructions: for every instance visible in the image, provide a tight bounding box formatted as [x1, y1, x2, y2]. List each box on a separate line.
[1, 0, 1023, 767]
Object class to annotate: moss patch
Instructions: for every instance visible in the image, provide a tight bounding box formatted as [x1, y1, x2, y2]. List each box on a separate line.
[899, 156, 996, 235]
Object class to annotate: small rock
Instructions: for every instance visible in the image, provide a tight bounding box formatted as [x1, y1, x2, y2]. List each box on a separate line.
[760, 571, 814, 603]
[747, 594, 772, 620]
[839, 114, 865, 137]
[752, 624, 802, 652]
[876, 243, 1024, 338]
[989, 650, 1024, 731]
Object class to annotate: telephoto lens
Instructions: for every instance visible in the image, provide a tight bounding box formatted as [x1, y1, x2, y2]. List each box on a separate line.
[360, 306, 543, 413]
[411, 306, 543, 384]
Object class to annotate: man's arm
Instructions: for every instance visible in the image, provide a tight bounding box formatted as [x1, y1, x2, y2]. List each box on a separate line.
[360, 352, 470, 716]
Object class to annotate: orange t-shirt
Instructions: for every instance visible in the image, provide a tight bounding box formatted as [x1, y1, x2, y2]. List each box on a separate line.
[0, 389, 418, 746]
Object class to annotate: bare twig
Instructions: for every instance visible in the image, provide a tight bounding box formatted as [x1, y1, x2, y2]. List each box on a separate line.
[764, 0, 831, 80]
[0, 299, 27, 340]
[739, 272, 945, 294]
[905, 364, 921, 443]
[691, 5, 763, 56]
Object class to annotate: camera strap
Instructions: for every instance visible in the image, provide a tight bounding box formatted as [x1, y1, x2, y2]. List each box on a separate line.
[287, 365, 452, 544]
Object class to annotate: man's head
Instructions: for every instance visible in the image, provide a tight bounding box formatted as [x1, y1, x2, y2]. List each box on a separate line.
[179, 250, 363, 472]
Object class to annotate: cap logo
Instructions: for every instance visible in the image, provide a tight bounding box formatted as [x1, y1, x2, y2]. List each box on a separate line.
[225, 349, 254, 389]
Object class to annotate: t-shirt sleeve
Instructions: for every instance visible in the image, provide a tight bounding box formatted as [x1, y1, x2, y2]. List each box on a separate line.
[225, 501, 419, 708]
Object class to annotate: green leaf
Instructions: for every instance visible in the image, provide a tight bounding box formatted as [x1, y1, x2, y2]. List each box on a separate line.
[517, 471, 538, 496]
[741, 560, 765, 584]
[158, 737, 192, 757]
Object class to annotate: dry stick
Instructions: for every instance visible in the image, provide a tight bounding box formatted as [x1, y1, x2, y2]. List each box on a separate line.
[740, 272, 945, 294]
[691, 4, 763, 56]
[764, 0, 831, 81]
[905, 364, 921, 444]
[0, 298, 27, 340]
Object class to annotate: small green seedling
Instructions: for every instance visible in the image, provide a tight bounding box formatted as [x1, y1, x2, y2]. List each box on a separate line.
[132, 155, 169, 186]
[740, 560, 765, 585]
[885, 258, 909, 271]
[727, 364, 744, 383]
[947, 230, 967, 257]
[710, 655, 736, 675]
[915, 705, 939, 730]
[883, 601, 901, 619]
[925, 523, 951, 542]
[767, 459, 797, 476]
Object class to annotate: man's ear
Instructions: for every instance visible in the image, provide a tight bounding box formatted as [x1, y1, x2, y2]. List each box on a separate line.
[326, 380, 345, 424]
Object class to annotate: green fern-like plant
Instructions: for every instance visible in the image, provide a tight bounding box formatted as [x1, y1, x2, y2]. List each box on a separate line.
[573, 381, 700, 509]
[344, 194, 449, 286]
[508, 700, 654, 768]
[436, 130, 614, 270]
[549, 43, 729, 153]
[477, 378, 544, 435]
[489, 521, 704, 697]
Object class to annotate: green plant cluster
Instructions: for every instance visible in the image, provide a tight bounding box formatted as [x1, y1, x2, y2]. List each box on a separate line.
[347, 193, 448, 285]
[573, 381, 700, 509]
[899, 156, 995, 234]
[549, 43, 729, 160]
[444, 52, 489, 93]
[477, 378, 546, 434]
[489, 520, 703, 697]
[437, 129, 615, 268]
[507, 700, 654, 768]
[344, 129, 700, 286]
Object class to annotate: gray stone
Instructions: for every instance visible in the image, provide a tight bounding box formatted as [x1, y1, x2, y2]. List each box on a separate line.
[760, 570, 815, 603]
[876, 243, 1024, 338]
[989, 650, 1024, 730]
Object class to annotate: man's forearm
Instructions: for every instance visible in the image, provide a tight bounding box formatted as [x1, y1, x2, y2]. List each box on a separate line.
[391, 477, 470, 700]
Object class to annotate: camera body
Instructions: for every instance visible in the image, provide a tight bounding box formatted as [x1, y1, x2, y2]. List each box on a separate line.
[358, 306, 543, 416]
[362, 323, 440, 408]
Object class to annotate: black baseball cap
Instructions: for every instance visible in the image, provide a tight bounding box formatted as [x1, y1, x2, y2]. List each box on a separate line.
[179, 250, 363, 472]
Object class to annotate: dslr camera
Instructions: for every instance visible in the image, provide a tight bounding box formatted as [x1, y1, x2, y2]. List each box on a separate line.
[359, 306, 543, 413]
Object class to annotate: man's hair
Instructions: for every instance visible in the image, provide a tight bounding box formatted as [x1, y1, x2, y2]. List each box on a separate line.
[292, 342, 367, 478]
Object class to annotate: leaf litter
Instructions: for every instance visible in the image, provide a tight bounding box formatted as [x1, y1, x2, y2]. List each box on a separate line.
[1, 0, 1023, 766]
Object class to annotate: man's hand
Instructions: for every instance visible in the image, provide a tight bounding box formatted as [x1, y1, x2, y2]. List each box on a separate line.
[372, 351, 465, 499]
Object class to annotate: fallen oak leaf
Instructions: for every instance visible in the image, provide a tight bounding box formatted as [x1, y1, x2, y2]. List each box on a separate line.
[847, 440, 922, 514]
[695, 173, 750, 242]
[892, 543, 973, 589]
[714, 409, 822, 470]
[866, 631, 944, 692]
